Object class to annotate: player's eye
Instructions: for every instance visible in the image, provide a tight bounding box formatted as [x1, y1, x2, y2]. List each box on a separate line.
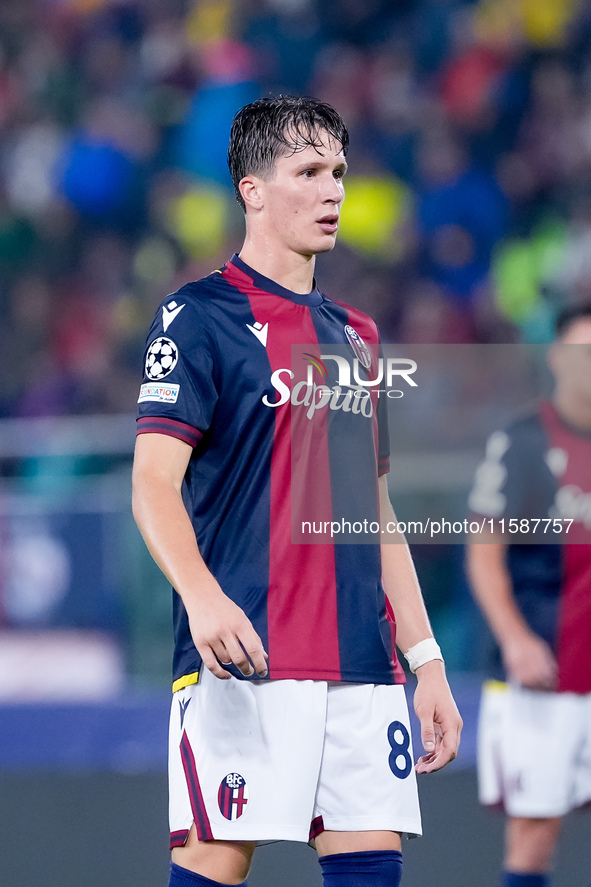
[302, 169, 315, 177]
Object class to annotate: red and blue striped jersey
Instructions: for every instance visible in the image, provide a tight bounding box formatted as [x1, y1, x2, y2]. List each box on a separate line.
[469, 401, 591, 693]
[137, 254, 403, 689]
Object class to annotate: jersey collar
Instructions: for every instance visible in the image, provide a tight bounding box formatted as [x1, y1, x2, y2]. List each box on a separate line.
[228, 254, 324, 307]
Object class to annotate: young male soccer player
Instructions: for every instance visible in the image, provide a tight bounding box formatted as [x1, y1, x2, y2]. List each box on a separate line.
[132, 96, 462, 887]
[467, 305, 591, 887]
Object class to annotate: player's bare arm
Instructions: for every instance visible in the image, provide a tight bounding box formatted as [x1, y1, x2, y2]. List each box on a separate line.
[466, 541, 557, 690]
[132, 432, 268, 680]
[379, 477, 463, 773]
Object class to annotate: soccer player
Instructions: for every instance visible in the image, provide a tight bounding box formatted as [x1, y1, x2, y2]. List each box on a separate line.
[467, 305, 591, 887]
[132, 95, 462, 887]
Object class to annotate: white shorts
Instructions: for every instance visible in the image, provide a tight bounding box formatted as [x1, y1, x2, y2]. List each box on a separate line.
[169, 669, 422, 847]
[478, 680, 591, 818]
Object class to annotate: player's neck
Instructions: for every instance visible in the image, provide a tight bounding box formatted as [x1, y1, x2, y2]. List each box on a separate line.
[553, 392, 591, 433]
[238, 238, 316, 295]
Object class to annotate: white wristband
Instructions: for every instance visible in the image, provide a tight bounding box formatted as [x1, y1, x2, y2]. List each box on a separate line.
[404, 638, 444, 674]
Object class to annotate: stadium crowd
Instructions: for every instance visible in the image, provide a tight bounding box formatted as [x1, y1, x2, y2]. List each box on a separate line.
[2, 0, 591, 419]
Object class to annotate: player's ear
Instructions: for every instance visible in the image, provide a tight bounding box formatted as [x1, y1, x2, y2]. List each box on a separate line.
[239, 175, 264, 212]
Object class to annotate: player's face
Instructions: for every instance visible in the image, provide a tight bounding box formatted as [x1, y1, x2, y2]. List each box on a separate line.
[549, 318, 591, 404]
[260, 134, 347, 258]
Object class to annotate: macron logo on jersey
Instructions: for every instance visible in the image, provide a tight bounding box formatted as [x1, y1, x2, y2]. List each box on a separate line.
[246, 321, 269, 347]
[162, 300, 185, 331]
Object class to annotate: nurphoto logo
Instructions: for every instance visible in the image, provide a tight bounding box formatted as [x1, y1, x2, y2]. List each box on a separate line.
[262, 347, 418, 421]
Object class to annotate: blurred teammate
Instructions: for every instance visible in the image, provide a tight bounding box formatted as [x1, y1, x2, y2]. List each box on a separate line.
[467, 305, 591, 887]
[132, 96, 461, 887]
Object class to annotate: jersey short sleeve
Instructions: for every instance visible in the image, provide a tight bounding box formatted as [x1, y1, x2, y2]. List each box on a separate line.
[468, 414, 553, 526]
[136, 287, 219, 448]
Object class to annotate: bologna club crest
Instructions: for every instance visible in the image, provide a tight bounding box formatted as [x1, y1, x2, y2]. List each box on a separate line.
[344, 325, 372, 369]
[218, 773, 249, 820]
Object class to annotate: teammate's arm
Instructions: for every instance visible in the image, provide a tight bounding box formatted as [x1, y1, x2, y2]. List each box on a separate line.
[378, 477, 462, 774]
[132, 432, 268, 680]
[466, 541, 557, 690]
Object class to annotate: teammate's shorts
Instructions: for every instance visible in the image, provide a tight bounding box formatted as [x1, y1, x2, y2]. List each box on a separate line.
[169, 669, 422, 847]
[477, 680, 591, 818]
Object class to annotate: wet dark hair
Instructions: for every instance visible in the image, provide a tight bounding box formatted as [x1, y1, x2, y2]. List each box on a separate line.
[555, 304, 591, 339]
[228, 95, 349, 212]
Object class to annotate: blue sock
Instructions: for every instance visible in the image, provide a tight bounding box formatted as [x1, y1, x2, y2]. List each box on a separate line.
[501, 874, 549, 887]
[169, 862, 247, 887]
[318, 850, 403, 887]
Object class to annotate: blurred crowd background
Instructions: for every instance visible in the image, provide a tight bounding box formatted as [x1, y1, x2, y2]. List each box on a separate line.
[1, 0, 591, 695]
[3, 0, 591, 420]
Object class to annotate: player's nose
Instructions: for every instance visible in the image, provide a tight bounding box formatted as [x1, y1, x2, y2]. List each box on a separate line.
[323, 177, 344, 205]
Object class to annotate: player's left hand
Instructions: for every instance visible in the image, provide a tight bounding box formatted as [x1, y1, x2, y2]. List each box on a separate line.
[412, 660, 462, 774]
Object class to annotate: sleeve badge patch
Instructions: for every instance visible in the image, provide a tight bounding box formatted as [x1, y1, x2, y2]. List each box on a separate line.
[145, 337, 179, 380]
[138, 383, 180, 403]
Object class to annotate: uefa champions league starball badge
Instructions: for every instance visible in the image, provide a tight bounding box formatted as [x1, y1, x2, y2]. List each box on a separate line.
[145, 337, 179, 380]
[344, 325, 372, 369]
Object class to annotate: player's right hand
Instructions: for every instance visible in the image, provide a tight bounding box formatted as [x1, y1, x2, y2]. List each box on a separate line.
[501, 631, 557, 690]
[187, 590, 268, 680]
